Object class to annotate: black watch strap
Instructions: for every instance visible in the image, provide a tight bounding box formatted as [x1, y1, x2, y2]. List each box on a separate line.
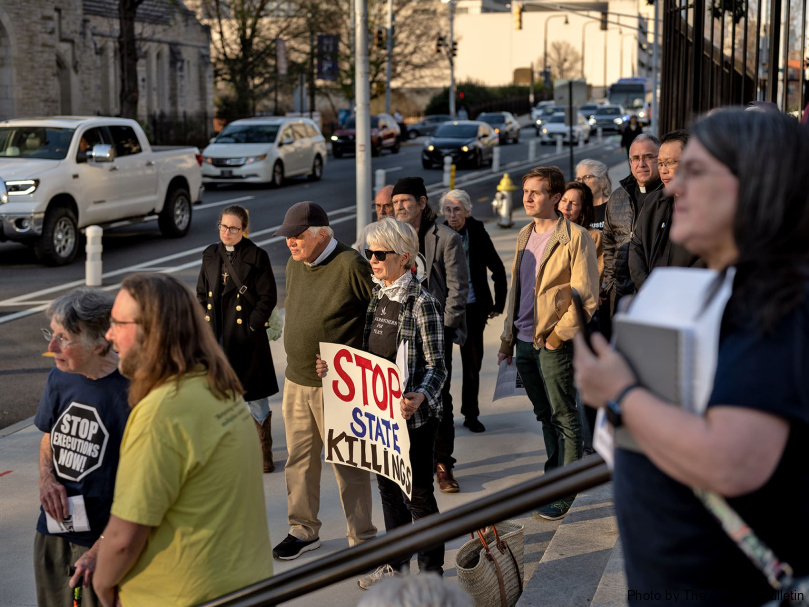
[606, 382, 641, 428]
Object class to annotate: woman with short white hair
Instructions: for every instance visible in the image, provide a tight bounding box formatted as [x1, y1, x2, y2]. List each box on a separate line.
[575, 159, 612, 230]
[317, 217, 447, 588]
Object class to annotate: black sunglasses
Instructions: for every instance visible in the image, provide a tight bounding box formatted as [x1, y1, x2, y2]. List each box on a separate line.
[365, 249, 397, 261]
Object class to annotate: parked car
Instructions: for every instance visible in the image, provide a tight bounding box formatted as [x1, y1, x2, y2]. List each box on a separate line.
[331, 114, 401, 158]
[202, 117, 326, 188]
[538, 112, 592, 145]
[407, 115, 452, 139]
[533, 104, 561, 135]
[476, 112, 521, 144]
[530, 100, 556, 123]
[588, 105, 629, 133]
[0, 117, 202, 265]
[578, 103, 603, 121]
[421, 120, 499, 169]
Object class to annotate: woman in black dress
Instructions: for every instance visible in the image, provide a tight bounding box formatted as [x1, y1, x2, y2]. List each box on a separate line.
[196, 205, 279, 472]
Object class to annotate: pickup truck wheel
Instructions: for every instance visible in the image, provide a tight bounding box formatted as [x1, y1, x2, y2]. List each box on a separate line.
[391, 138, 401, 154]
[158, 187, 192, 238]
[35, 207, 79, 266]
[271, 161, 284, 188]
[308, 155, 323, 181]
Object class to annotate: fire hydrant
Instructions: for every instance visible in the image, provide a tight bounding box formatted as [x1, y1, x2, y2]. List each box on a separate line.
[491, 173, 518, 228]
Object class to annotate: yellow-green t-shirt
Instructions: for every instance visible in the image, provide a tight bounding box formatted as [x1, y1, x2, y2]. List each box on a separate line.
[111, 372, 272, 606]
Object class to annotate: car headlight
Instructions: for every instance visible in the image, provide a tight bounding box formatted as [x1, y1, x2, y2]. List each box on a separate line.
[331, 135, 338, 141]
[427, 145, 435, 151]
[589, 118, 596, 125]
[203, 156, 213, 164]
[541, 129, 548, 134]
[614, 118, 623, 124]
[638, 111, 646, 118]
[461, 145, 469, 152]
[244, 154, 268, 164]
[5, 179, 39, 195]
[494, 128, 500, 134]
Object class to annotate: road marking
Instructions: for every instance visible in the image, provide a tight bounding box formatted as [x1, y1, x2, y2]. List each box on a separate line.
[385, 166, 403, 173]
[0, 210, 358, 326]
[0, 471, 12, 477]
[196, 195, 255, 211]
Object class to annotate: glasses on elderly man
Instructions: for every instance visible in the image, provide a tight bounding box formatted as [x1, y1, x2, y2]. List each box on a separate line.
[629, 154, 658, 165]
[365, 249, 397, 262]
[41, 328, 79, 350]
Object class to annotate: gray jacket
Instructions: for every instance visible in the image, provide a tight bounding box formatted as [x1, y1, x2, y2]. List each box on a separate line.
[420, 209, 469, 345]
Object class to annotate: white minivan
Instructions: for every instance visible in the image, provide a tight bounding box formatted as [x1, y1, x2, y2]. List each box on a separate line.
[202, 117, 326, 188]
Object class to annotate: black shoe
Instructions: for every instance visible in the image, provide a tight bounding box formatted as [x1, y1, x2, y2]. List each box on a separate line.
[272, 534, 321, 560]
[463, 418, 486, 433]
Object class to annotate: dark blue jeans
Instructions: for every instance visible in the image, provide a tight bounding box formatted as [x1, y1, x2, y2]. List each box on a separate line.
[376, 418, 444, 574]
[515, 339, 582, 475]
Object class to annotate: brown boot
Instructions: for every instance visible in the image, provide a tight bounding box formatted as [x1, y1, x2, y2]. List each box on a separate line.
[436, 463, 459, 493]
[255, 413, 274, 473]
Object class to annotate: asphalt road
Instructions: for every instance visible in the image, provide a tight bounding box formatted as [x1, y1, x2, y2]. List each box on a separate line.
[0, 129, 625, 428]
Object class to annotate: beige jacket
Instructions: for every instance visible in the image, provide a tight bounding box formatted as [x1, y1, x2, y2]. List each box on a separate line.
[500, 215, 600, 352]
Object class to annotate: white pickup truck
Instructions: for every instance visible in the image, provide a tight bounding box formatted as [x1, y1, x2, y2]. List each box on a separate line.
[0, 117, 203, 265]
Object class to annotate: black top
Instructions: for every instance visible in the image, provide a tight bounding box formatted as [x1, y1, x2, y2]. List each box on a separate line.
[614, 289, 809, 606]
[590, 204, 606, 231]
[368, 295, 401, 362]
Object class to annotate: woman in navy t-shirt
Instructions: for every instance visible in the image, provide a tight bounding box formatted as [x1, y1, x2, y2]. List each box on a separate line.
[573, 109, 809, 606]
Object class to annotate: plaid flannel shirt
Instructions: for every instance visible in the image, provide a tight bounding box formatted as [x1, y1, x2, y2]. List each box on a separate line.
[363, 274, 446, 429]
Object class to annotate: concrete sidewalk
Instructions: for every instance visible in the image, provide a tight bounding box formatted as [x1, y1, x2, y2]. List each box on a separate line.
[0, 164, 629, 606]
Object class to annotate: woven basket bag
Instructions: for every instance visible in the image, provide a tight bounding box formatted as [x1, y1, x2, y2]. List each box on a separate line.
[455, 521, 525, 607]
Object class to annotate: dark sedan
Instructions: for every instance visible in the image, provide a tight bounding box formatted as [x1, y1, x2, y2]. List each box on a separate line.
[476, 111, 521, 144]
[407, 114, 452, 139]
[588, 105, 628, 133]
[330, 114, 401, 158]
[421, 120, 499, 169]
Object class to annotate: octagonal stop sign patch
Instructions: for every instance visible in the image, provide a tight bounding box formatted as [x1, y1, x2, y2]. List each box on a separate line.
[51, 402, 109, 482]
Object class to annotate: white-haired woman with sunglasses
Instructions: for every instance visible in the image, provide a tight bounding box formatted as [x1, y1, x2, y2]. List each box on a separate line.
[316, 217, 447, 589]
[34, 288, 130, 607]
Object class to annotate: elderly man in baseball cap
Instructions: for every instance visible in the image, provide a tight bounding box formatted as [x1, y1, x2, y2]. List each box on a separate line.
[271, 201, 379, 560]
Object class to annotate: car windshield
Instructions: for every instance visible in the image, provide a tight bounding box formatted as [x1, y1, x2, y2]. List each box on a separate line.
[216, 124, 279, 144]
[580, 105, 598, 112]
[0, 127, 75, 160]
[342, 117, 380, 130]
[541, 107, 559, 116]
[433, 124, 480, 139]
[477, 113, 505, 124]
[596, 108, 621, 116]
[548, 115, 566, 124]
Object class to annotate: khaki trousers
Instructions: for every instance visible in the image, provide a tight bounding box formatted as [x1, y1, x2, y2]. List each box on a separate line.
[282, 379, 377, 546]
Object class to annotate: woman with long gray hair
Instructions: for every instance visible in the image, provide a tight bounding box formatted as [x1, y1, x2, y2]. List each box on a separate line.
[575, 158, 612, 230]
[34, 287, 130, 607]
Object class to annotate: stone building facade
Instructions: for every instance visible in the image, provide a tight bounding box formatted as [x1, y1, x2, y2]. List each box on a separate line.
[0, 0, 213, 123]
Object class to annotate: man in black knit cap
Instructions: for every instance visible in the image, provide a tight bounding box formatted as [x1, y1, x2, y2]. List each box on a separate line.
[392, 177, 469, 493]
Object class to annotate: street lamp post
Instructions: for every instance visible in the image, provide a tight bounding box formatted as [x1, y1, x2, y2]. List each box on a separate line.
[442, 0, 457, 117]
[543, 13, 568, 81]
[384, 0, 393, 114]
[581, 20, 597, 79]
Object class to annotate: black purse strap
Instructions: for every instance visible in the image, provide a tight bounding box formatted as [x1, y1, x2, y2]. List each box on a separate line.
[218, 248, 256, 308]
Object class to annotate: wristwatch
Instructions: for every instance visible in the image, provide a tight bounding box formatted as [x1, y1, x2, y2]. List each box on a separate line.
[605, 383, 641, 428]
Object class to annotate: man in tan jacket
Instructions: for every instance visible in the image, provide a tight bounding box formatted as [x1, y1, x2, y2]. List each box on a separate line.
[498, 166, 599, 520]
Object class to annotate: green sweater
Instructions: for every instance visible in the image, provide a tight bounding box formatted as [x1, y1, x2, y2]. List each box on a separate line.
[284, 241, 374, 387]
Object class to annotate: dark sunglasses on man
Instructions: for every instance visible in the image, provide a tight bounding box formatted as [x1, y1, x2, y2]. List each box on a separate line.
[364, 249, 396, 261]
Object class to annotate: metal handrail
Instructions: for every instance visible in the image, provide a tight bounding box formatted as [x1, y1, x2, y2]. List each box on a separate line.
[199, 456, 611, 606]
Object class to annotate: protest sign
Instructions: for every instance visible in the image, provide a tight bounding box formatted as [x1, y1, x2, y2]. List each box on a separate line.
[320, 342, 412, 499]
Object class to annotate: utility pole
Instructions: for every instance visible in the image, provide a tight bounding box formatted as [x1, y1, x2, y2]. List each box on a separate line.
[355, 0, 372, 233]
[650, 0, 660, 136]
[384, 0, 393, 114]
[443, 0, 457, 117]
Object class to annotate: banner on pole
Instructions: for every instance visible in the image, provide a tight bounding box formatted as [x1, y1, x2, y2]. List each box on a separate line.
[320, 342, 412, 499]
[276, 38, 288, 76]
[317, 34, 340, 81]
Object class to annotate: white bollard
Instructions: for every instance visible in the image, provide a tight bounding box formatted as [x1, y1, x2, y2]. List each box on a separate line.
[578, 132, 584, 148]
[597, 127, 603, 143]
[374, 168, 386, 196]
[442, 156, 452, 187]
[85, 225, 103, 287]
[492, 147, 501, 173]
[556, 136, 563, 155]
[528, 140, 537, 162]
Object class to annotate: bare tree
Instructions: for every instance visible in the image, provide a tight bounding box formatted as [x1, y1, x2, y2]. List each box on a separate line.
[119, 0, 147, 118]
[546, 40, 581, 81]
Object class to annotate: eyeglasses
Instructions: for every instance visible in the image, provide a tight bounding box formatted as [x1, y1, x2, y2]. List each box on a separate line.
[41, 328, 79, 349]
[576, 174, 596, 182]
[109, 318, 140, 328]
[217, 223, 242, 234]
[365, 249, 397, 261]
[629, 154, 658, 165]
[657, 160, 679, 170]
[442, 206, 465, 215]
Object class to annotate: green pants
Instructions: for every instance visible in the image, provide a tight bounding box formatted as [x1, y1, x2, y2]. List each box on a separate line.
[34, 532, 101, 607]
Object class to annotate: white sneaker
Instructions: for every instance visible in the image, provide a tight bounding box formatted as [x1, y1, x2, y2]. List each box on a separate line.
[357, 564, 398, 590]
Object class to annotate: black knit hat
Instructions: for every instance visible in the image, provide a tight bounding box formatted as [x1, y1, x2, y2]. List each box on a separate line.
[392, 177, 427, 200]
[274, 201, 329, 237]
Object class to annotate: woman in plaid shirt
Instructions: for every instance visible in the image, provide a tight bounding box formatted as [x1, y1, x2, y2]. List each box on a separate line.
[317, 217, 447, 588]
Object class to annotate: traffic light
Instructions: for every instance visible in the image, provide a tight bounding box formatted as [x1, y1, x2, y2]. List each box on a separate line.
[435, 35, 444, 54]
[600, 12, 608, 30]
[375, 28, 386, 49]
[513, 2, 523, 30]
[451, 41, 458, 57]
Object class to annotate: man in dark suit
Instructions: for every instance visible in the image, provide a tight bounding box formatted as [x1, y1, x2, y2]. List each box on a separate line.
[441, 190, 507, 433]
[393, 177, 469, 492]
